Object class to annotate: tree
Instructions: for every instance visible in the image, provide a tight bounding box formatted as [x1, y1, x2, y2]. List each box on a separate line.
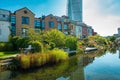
[65, 36, 77, 50]
[27, 28, 42, 41]
[42, 29, 66, 48]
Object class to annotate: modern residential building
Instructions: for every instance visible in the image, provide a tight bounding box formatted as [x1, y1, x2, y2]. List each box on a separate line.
[10, 7, 35, 36]
[70, 21, 82, 39]
[44, 14, 58, 30]
[67, 0, 82, 22]
[0, 7, 96, 41]
[82, 23, 88, 38]
[56, 15, 72, 35]
[0, 9, 10, 42]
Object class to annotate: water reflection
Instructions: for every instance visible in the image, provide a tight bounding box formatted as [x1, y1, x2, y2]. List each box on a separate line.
[0, 48, 120, 80]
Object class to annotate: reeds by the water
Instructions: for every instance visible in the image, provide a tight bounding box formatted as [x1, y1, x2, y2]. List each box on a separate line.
[18, 49, 68, 69]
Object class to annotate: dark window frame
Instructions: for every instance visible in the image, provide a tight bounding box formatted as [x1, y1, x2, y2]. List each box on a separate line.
[22, 16, 29, 24]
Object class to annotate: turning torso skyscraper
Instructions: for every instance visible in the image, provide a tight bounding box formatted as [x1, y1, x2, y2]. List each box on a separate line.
[67, 0, 82, 22]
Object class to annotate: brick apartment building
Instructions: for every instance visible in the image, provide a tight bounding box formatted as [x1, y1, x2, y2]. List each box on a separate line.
[0, 7, 96, 42]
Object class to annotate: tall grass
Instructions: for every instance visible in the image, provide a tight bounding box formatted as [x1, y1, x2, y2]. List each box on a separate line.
[18, 49, 68, 69]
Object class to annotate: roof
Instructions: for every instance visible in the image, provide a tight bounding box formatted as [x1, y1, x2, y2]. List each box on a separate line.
[14, 7, 35, 15]
[0, 8, 10, 12]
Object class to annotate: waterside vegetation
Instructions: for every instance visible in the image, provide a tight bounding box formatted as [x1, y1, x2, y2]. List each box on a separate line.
[0, 29, 118, 70]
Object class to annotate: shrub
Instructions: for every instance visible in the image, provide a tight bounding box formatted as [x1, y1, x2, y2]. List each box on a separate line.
[42, 29, 66, 48]
[20, 54, 30, 69]
[0, 42, 13, 51]
[28, 41, 44, 52]
[77, 41, 85, 54]
[17, 49, 68, 69]
[0, 43, 6, 51]
[10, 36, 30, 50]
[5, 42, 13, 51]
[49, 48, 68, 63]
[65, 36, 77, 50]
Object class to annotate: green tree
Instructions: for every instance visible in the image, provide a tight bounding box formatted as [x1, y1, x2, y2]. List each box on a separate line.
[42, 29, 66, 48]
[65, 36, 77, 50]
[27, 28, 42, 41]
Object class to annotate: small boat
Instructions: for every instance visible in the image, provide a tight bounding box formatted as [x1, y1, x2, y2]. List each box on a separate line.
[85, 47, 98, 52]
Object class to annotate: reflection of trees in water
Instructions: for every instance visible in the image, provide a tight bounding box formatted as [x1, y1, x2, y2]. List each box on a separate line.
[0, 49, 113, 80]
[0, 70, 17, 80]
[80, 55, 94, 67]
[8, 56, 84, 80]
[77, 49, 107, 67]
[108, 48, 117, 54]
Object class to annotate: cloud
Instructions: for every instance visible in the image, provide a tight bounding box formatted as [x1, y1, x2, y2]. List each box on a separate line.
[83, 0, 120, 36]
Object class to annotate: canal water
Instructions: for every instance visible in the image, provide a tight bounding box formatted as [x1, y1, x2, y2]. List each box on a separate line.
[0, 49, 120, 80]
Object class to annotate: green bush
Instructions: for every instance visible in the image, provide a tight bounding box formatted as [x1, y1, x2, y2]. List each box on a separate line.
[0, 43, 6, 51]
[42, 29, 66, 48]
[29, 41, 44, 52]
[5, 42, 13, 51]
[0, 42, 13, 51]
[49, 48, 68, 63]
[20, 54, 31, 69]
[65, 36, 77, 50]
[10, 36, 30, 50]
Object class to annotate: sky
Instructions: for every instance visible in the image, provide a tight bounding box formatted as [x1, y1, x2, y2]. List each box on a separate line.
[0, 0, 120, 36]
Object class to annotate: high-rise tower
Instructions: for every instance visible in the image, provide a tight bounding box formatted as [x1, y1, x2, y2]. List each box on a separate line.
[67, 0, 82, 22]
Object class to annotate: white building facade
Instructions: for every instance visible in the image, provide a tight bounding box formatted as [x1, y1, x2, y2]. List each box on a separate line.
[0, 9, 10, 42]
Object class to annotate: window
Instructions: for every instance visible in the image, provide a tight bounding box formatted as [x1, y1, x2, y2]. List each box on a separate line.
[42, 21, 45, 30]
[3, 15, 6, 17]
[11, 26, 16, 35]
[24, 10, 27, 14]
[34, 20, 41, 28]
[11, 16, 16, 23]
[49, 21, 54, 28]
[64, 24, 68, 30]
[64, 32, 68, 35]
[0, 29, 1, 35]
[22, 17, 29, 24]
[21, 28, 28, 37]
[58, 23, 62, 30]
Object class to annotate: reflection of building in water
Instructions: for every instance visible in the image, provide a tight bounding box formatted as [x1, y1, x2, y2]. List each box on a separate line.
[0, 71, 11, 80]
[0, 70, 17, 80]
[70, 65, 84, 80]
[80, 55, 95, 67]
[70, 55, 95, 80]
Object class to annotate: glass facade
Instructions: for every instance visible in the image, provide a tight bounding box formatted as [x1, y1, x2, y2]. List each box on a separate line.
[67, 0, 82, 22]
[49, 21, 54, 28]
[22, 17, 29, 24]
[10, 16, 16, 35]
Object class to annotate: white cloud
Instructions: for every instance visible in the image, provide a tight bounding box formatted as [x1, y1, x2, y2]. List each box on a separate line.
[83, 0, 120, 36]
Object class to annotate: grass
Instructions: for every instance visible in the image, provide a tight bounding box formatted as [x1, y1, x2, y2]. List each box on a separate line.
[18, 48, 69, 69]
[0, 51, 18, 58]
